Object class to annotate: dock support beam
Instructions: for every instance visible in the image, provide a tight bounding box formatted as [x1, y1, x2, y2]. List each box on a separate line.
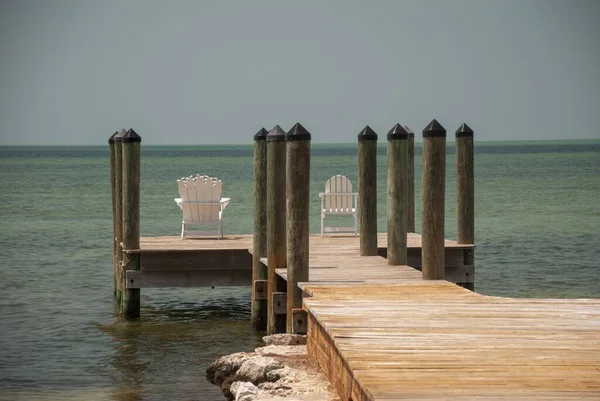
[285, 123, 311, 333]
[358, 126, 378, 256]
[266, 125, 287, 334]
[251, 128, 268, 331]
[121, 129, 142, 319]
[109, 132, 118, 300]
[421, 119, 446, 280]
[113, 130, 125, 307]
[387, 124, 409, 265]
[456, 123, 475, 291]
[405, 126, 416, 233]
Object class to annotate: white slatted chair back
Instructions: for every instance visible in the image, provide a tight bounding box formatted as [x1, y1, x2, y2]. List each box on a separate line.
[320, 175, 358, 235]
[324, 175, 354, 213]
[174, 175, 230, 238]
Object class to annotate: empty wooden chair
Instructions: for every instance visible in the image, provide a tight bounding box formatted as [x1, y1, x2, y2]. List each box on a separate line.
[319, 175, 358, 235]
[174, 175, 230, 239]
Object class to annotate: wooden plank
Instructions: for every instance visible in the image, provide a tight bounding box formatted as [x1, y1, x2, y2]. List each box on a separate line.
[303, 283, 600, 400]
[140, 249, 251, 271]
[125, 269, 251, 288]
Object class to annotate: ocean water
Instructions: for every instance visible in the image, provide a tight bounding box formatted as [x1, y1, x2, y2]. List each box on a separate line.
[0, 140, 599, 400]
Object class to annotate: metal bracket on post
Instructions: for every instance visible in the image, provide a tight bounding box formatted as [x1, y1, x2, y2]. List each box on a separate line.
[272, 292, 287, 315]
[292, 309, 308, 334]
[254, 279, 267, 300]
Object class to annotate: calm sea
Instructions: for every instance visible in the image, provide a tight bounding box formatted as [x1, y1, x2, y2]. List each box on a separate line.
[1, 141, 599, 400]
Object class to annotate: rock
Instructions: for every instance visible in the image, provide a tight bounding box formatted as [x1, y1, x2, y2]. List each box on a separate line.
[266, 367, 292, 382]
[221, 375, 239, 400]
[234, 381, 258, 401]
[207, 352, 250, 386]
[237, 356, 284, 384]
[256, 345, 307, 357]
[263, 334, 307, 346]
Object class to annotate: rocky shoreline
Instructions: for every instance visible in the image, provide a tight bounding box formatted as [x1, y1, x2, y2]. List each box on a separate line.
[206, 334, 340, 401]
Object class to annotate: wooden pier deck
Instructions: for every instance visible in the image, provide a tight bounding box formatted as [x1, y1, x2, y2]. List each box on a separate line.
[129, 233, 473, 288]
[128, 234, 599, 399]
[289, 236, 600, 400]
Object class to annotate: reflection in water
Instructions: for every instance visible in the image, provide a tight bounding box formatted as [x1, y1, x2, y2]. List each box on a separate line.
[96, 295, 264, 401]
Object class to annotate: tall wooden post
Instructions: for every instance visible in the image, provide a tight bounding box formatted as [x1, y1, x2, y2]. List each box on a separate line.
[358, 126, 378, 256]
[113, 129, 125, 306]
[404, 125, 416, 233]
[285, 123, 311, 333]
[387, 124, 409, 265]
[109, 132, 118, 299]
[121, 128, 142, 319]
[266, 125, 287, 334]
[251, 128, 268, 331]
[456, 123, 475, 291]
[421, 119, 446, 280]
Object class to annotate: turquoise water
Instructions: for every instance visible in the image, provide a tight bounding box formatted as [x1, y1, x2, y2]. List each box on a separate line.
[0, 141, 599, 400]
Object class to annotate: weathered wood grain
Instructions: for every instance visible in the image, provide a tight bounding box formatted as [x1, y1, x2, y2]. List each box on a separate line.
[286, 136, 310, 333]
[121, 133, 140, 319]
[252, 132, 268, 330]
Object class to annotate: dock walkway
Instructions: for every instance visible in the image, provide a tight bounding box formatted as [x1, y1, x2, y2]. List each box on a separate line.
[291, 235, 600, 400]
[130, 234, 600, 399]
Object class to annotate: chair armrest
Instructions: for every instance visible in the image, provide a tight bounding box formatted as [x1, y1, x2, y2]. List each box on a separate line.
[220, 197, 231, 210]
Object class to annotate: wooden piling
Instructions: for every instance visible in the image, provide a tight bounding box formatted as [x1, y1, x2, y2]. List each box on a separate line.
[113, 129, 125, 306]
[285, 123, 311, 333]
[266, 125, 287, 334]
[109, 132, 118, 299]
[456, 123, 475, 291]
[251, 128, 268, 331]
[357, 126, 378, 256]
[121, 128, 142, 319]
[387, 124, 409, 265]
[404, 125, 416, 233]
[421, 119, 446, 280]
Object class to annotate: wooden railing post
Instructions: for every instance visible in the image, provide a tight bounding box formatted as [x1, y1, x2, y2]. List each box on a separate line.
[421, 119, 446, 280]
[109, 132, 118, 299]
[285, 123, 311, 333]
[456, 123, 475, 291]
[266, 125, 287, 334]
[121, 128, 142, 319]
[387, 124, 409, 265]
[251, 128, 268, 331]
[113, 129, 125, 307]
[358, 126, 378, 256]
[404, 125, 416, 233]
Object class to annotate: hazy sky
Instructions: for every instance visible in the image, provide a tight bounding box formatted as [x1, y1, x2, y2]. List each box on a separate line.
[1, 0, 599, 145]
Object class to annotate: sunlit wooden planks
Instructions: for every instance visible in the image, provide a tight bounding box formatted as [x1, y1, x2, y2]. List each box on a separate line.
[304, 282, 600, 400]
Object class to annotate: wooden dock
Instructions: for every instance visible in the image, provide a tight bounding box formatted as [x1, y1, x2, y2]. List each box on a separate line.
[110, 125, 599, 399]
[123, 234, 599, 400]
[296, 239, 600, 400]
[125, 233, 472, 289]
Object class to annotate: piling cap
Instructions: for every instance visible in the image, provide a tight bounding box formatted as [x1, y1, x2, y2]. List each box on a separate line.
[108, 131, 118, 144]
[266, 125, 286, 142]
[455, 123, 473, 138]
[387, 123, 409, 141]
[113, 129, 126, 142]
[403, 125, 414, 138]
[121, 128, 142, 143]
[358, 125, 378, 141]
[422, 119, 446, 138]
[286, 122, 312, 141]
[253, 127, 268, 141]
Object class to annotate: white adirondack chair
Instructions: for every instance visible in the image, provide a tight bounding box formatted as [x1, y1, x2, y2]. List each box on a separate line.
[319, 175, 358, 235]
[174, 175, 230, 239]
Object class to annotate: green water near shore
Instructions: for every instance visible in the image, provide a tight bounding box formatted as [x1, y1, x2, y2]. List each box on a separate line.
[1, 140, 599, 400]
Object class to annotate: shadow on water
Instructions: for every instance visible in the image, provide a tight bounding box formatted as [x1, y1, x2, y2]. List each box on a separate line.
[94, 296, 264, 401]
